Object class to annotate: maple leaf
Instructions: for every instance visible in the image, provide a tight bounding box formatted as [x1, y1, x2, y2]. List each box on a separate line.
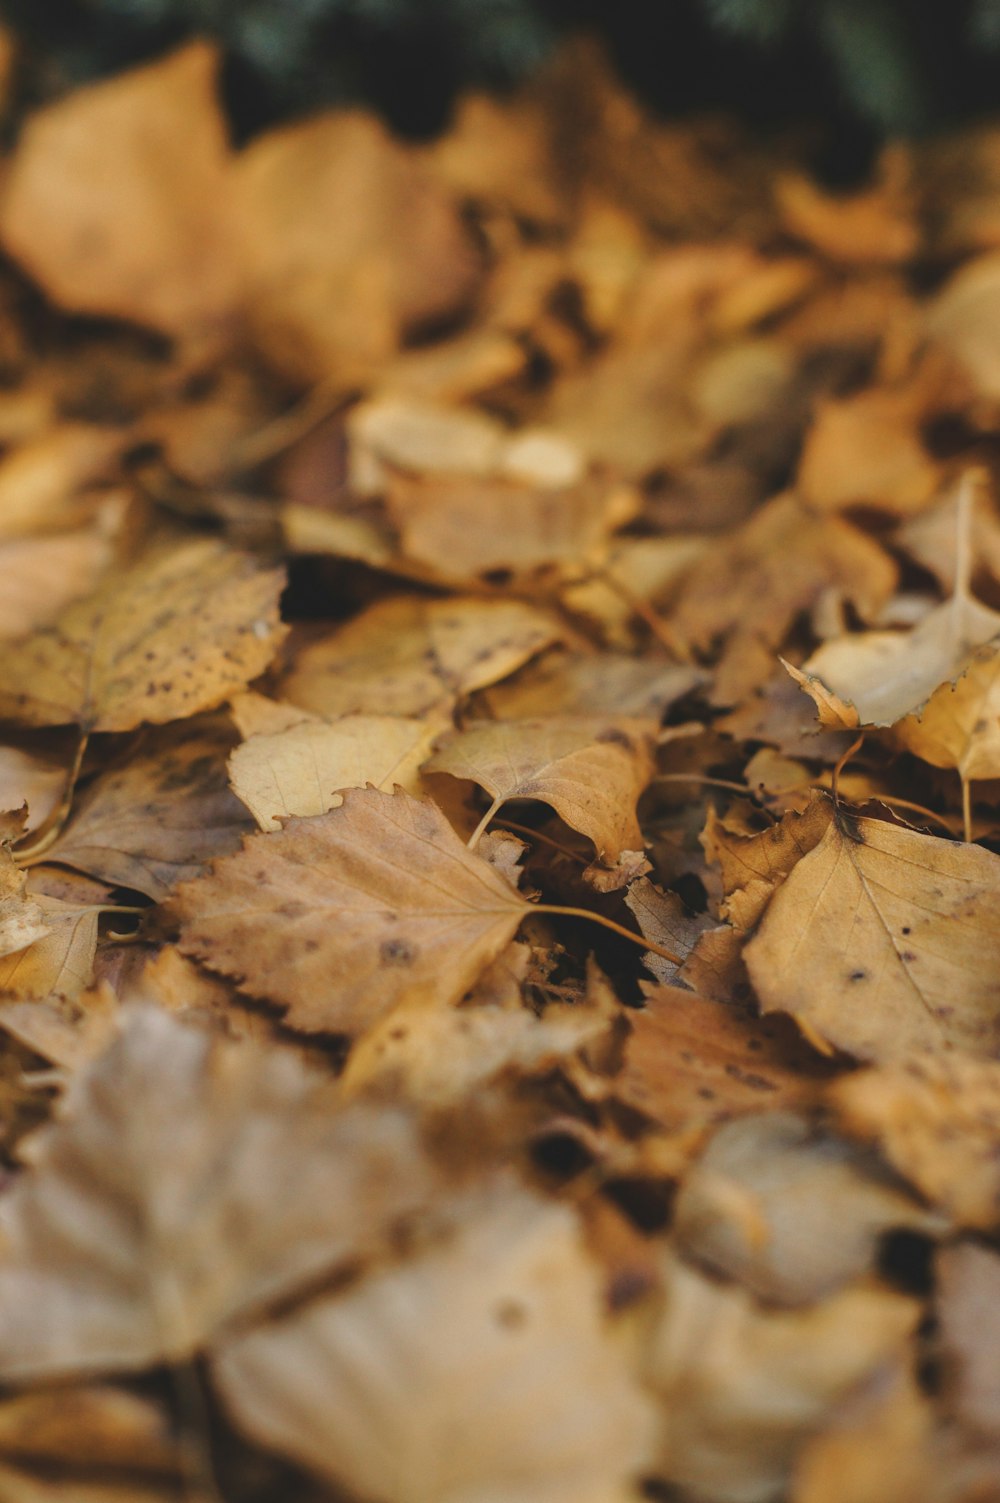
[282, 594, 559, 721]
[0, 540, 286, 733]
[424, 716, 656, 860]
[175, 786, 530, 1035]
[0, 1007, 434, 1381]
[228, 712, 437, 831]
[213, 1178, 657, 1503]
[744, 813, 1000, 1060]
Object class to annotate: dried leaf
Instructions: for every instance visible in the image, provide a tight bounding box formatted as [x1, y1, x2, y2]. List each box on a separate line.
[0, 540, 286, 732]
[796, 387, 941, 516]
[483, 649, 702, 721]
[0, 894, 99, 1007]
[425, 717, 655, 862]
[228, 713, 436, 831]
[673, 1112, 939, 1305]
[615, 986, 836, 1136]
[644, 1251, 920, 1503]
[49, 717, 252, 899]
[831, 1052, 1000, 1228]
[283, 595, 558, 721]
[744, 813, 1000, 1060]
[214, 1179, 657, 1503]
[893, 642, 1000, 782]
[0, 1007, 433, 1380]
[0, 851, 50, 961]
[0, 44, 238, 341]
[936, 1242, 1000, 1438]
[176, 787, 529, 1035]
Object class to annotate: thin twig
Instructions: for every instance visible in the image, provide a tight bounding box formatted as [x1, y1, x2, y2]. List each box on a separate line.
[532, 902, 680, 964]
[14, 731, 89, 865]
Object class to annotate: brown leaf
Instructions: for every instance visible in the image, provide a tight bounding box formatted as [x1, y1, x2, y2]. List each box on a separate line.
[282, 594, 559, 721]
[0, 44, 238, 342]
[425, 717, 655, 862]
[0, 540, 286, 732]
[701, 796, 834, 930]
[669, 494, 897, 703]
[831, 1052, 1000, 1228]
[615, 986, 836, 1136]
[482, 648, 703, 721]
[235, 112, 480, 384]
[213, 1178, 657, 1503]
[0, 1006, 434, 1380]
[893, 643, 1000, 783]
[775, 151, 919, 265]
[796, 387, 941, 516]
[175, 786, 529, 1035]
[48, 717, 252, 899]
[228, 713, 437, 831]
[0, 851, 50, 962]
[673, 1111, 940, 1305]
[744, 814, 1000, 1060]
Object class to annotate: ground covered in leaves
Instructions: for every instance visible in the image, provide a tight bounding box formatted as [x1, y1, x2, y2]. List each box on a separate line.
[1, 30, 1000, 1503]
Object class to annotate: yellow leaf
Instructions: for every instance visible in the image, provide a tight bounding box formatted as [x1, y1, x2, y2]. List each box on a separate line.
[744, 813, 1000, 1060]
[0, 540, 286, 732]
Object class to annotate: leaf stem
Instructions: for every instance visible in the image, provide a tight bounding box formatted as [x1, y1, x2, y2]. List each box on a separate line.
[14, 730, 89, 865]
[532, 902, 681, 964]
[467, 796, 504, 851]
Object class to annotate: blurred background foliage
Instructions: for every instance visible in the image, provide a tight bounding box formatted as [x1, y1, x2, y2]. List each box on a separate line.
[1, 0, 1000, 172]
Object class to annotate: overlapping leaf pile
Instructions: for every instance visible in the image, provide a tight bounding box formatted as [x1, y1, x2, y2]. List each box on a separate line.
[0, 29, 1000, 1503]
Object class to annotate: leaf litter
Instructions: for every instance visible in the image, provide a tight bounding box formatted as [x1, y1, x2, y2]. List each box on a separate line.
[0, 30, 998, 1503]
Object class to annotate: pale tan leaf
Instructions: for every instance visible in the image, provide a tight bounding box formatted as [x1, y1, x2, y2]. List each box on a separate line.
[744, 814, 1000, 1060]
[229, 714, 436, 831]
[425, 717, 655, 862]
[673, 1112, 940, 1306]
[645, 1251, 920, 1503]
[831, 1052, 1000, 1229]
[0, 44, 238, 341]
[49, 716, 252, 899]
[936, 1242, 1000, 1438]
[0, 539, 286, 732]
[0, 748, 63, 837]
[0, 982, 120, 1073]
[0, 430, 121, 544]
[0, 851, 50, 961]
[0, 1007, 434, 1381]
[894, 642, 1000, 780]
[701, 796, 834, 930]
[175, 786, 529, 1035]
[0, 531, 113, 640]
[483, 648, 702, 721]
[214, 1179, 657, 1503]
[0, 895, 98, 1006]
[348, 395, 505, 480]
[796, 387, 941, 516]
[282, 594, 558, 720]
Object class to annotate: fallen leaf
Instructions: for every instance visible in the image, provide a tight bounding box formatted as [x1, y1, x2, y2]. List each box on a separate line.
[624, 879, 715, 986]
[425, 717, 655, 861]
[0, 982, 120, 1073]
[0, 44, 238, 342]
[236, 112, 480, 383]
[669, 493, 897, 703]
[831, 1052, 1000, 1228]
[228, 713, 436, 831]
[744, 812, 1000, 1060]
[775, 151, 919, 265]
[615, 986, 837, 1138]
[893, 642, 1000, 786]
[792, 1366, 934, 1503]
[348, 395, 505, 481]
[176, 786, 529, 1035]
[48, 717, 253, 899]
[927, 250, 1000, 401]
[0, 531, 113, 639]
[644, 1251, 920, 1503]
[0, 851, 50, 962]
[0, 539, 286, 732]
[0, 894, 99, 1008]
[701, 795, 834, 930]
[214, 1178, 657, 1503]
[0, 1006, 434, 1380]
[482, 648, 702, 721]
[0, 428, 121, 544]
[673, 1111, 939, 1305]
[283, 594, 558, 721]
[796, 387, 941, 516]
[936, 1241, 1000, 1438]
[0, 749, 63, 837]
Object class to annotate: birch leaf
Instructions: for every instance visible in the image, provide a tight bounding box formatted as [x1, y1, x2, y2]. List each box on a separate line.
[424, 717, 656, 861]
[175, 787, 529, 1036]
[744, 813, 1000, 1061]
[228, 714, 437, 831]
[0, 540, 286, 733]
[0, 1007, 433, 1381]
